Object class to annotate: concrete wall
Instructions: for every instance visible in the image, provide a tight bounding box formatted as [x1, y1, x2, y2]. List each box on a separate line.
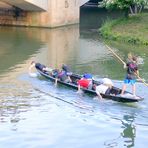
[49, 0, 80, 27]
[26, 0, 84, 27]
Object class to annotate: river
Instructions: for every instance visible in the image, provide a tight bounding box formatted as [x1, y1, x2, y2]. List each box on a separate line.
[0, 24, 148, 148]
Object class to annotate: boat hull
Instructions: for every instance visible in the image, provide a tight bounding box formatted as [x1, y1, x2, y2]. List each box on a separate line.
[36, 68, 144, 103]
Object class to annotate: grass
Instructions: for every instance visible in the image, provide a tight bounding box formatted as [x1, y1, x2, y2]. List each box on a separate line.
[99, 13, 148, 46]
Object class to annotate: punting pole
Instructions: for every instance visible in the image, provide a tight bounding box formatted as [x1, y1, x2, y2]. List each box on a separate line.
[105, 45, 148, 87]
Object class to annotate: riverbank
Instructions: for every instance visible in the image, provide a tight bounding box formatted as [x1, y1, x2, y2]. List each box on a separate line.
[99, 13, 148, 46]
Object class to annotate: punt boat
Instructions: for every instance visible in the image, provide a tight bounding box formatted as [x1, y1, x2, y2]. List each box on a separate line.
[36, 67, 144, 103]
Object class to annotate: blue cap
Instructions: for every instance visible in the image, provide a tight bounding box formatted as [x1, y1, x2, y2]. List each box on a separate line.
[83, 73, 92, 79]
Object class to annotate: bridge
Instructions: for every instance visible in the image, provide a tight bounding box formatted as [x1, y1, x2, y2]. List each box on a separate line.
[0, 0, 89, 27]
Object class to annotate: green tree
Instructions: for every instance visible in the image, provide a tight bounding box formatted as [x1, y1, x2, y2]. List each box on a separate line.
[99, 0, 148, 15]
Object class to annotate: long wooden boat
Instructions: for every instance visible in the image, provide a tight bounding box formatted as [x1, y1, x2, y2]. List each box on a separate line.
[36, 67, 144, 103]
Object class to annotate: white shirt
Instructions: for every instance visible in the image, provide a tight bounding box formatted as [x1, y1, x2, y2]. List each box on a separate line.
[96, 84, 109, 94]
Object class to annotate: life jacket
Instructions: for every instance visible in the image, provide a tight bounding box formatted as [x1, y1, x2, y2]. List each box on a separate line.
[127, 62, 138, 74]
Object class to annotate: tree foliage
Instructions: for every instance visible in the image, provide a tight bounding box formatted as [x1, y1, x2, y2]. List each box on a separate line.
[99, 0, 148, 15]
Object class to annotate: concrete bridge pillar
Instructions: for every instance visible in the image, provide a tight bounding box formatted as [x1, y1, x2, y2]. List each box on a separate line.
[27, 0, 87, 28]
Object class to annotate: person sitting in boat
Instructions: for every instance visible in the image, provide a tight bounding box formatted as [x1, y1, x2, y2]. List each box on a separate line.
[83, 73, 93, 79]
[29, 61, 52, 74]
[52, 69, 60, 78]
[62, 64, 73, 82]
[62, 64, 73, 76]
[77, 73, 93, 92]
[55, 69, 72, 85]
[95, 78, 113, 99]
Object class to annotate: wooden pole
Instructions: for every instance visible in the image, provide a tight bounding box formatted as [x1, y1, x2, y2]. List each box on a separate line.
[106, 45, 126, 65]
[105, 45, 148, 87]
[136, 74, 148, 86]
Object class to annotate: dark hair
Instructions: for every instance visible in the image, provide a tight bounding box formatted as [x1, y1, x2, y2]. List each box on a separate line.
[62, 64, 66, 69]
[62, 64, 70, 72]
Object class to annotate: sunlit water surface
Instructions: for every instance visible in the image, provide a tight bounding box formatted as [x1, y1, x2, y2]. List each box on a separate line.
[0, 26, 148, 148]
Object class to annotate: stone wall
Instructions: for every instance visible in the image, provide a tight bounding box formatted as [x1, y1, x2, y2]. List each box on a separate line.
[0, 8, 27, 26]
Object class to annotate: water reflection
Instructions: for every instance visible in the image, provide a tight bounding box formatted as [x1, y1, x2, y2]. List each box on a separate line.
[104, 112, 137, 148]
[34, 25, 124, 79]
[0, 27, 43, 74]
[121, 114, 136, 148]
[0, 25, 128, 80]
[34, 25, 80, 68]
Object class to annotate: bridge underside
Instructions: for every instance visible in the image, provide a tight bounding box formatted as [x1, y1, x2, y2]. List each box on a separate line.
[0, 0, 48, 11]
[80, 0, 89, 6]
[0, 0, 89, 27]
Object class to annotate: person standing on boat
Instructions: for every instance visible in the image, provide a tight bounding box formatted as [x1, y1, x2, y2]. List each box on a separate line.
[121, 56, 139, 96]
[77, 73, 93, 92]
[29, 61, 52, 74]
[95, 78, 113, 99]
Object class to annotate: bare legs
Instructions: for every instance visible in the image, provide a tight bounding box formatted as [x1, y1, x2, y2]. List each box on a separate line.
[121, 84, 126, 95]
[132, 84, 136, 96]
[121, 83, 136, 96]
[78, 85, 81, 92]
